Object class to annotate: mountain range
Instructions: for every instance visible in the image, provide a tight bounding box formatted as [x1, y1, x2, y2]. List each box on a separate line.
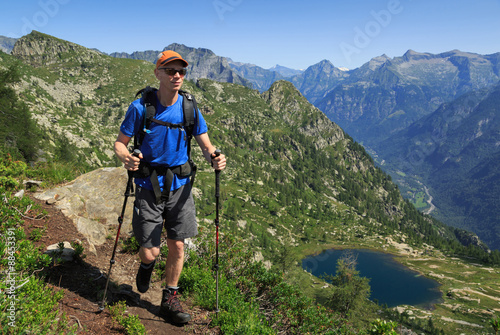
[378, 83, 500, 249]
[3, 32, 500, 251]
[2, 30, 491, 254]
[94, 39, 500, 252]
[110, 43, 304, 92]
[316, 50, 500, 145]
[0, 36, 17, 53]
[3, 30, 500, 333]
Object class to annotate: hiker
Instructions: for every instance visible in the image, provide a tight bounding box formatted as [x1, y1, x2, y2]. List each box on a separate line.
[114, 50, 226, 324]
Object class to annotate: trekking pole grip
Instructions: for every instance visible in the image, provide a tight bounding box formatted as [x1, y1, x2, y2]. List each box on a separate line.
[126, 149, 142, 178]
[212, 149, 222, 170]
[125, 149, 141, 193]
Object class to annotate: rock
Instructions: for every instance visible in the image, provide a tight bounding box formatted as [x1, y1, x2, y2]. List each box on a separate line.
[14, 189, 25, 198]
[36, 167, 133, 255]
[253, 251, 264, 263]
[184, 238, 197, 252]
[76, 217, 107, 246]
[191, 187, 202, 199]
[46, 198, 57, 205]
[45, 241, 75, 262]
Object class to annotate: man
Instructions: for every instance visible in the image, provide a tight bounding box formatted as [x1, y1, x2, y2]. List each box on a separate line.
[114, 50, 226, 324]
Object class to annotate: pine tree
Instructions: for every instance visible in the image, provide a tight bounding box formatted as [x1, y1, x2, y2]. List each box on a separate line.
[325, 250, 371, 318]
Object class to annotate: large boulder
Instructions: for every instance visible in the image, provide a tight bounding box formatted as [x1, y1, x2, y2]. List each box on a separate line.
[36, 167, 134, 254]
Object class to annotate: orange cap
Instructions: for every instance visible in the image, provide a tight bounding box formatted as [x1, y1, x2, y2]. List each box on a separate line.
[155, 50, 188, 69]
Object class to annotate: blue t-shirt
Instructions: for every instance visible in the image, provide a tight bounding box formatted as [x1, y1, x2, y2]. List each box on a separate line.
[120, 93, 208, 191]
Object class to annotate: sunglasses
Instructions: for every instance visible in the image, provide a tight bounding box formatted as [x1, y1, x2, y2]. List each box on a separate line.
[159, 68, 187, 76]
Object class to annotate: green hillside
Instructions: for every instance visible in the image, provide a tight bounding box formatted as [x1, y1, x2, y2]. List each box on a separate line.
[1, 31, 500, 334]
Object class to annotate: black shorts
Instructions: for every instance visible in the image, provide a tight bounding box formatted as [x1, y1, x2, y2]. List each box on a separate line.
[132, 183, 197, 248]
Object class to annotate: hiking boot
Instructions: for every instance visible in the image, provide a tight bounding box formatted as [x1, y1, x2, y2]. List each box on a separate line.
[136, 260, 155, 293]
[159, 288, 191, 324]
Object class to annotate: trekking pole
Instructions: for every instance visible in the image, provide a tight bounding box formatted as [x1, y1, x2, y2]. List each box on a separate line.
[213, 149, 221, 315]
[99, 149, 141, 312]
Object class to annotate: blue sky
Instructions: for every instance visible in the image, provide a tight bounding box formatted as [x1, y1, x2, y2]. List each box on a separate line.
[2, 0, 500, 70]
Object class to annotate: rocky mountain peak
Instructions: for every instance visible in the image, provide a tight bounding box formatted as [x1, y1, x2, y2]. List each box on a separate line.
[262, 80, 302, 108]
[262, 80, 344, 149]
[356, 54, 391, 72]
[303, 59, 347, 76]
[166, 43, 216, 58]
[402, 49, 433, 62]
[316, 59, 335, 68]
[166, 43, 252, 88]
[11, 30, 101, 67]
[268, 64, 303, 78]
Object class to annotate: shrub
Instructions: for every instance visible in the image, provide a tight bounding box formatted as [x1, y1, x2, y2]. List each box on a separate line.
[109, 301, 146, 335]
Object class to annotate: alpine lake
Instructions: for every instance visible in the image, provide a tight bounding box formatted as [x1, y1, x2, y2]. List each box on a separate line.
[302, 248, 443, 308]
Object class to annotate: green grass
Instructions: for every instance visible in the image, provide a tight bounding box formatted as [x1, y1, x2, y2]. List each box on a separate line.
[412, 190, 430, 210]
[27, 160, 89, 186]
[180, 231, 353, 334]
[0, 155, 78, 334]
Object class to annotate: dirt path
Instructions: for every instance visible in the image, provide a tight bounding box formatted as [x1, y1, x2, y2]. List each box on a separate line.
[26, 196, 220, 334]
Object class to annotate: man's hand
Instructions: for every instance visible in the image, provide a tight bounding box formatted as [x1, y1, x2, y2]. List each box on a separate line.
[211, 151, 226, 171]
[124, 151, 143, 171]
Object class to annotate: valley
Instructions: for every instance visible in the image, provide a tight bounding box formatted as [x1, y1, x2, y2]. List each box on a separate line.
[98, 40, 500, 252]
[1, 31, 500, 334]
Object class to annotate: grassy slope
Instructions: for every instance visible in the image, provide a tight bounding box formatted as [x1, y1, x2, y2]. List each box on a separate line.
[2, 31, 500, 334]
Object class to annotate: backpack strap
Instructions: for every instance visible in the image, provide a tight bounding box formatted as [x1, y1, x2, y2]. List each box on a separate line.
[134, 86, 157, 149]
[178, 90, 200, 187]
[179, 90, 199, 138]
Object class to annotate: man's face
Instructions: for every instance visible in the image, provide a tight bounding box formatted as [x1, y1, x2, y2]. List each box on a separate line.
[155, 60, 187, 91]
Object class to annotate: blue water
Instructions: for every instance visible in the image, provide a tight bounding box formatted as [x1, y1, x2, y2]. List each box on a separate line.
[302, 248, 443, 308]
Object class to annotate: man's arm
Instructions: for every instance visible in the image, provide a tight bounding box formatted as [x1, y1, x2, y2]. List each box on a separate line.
[114, 131, 142, 170]
[195, 133, 226, 170]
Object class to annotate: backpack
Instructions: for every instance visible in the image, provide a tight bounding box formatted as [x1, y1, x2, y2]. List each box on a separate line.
[133, 86, 200, 204]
